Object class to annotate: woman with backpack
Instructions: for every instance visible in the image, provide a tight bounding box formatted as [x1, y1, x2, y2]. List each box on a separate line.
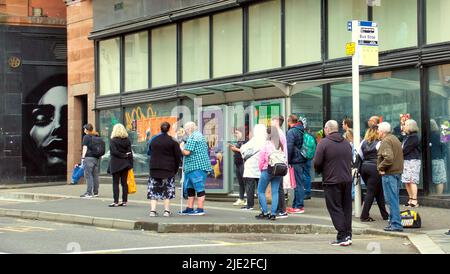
[108, 123, 133, 207]
[256, 126, 287, 221]
[80, 123, 101, 198]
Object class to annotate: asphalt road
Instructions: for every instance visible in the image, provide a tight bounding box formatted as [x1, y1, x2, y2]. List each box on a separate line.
[0, 217, 417, 254]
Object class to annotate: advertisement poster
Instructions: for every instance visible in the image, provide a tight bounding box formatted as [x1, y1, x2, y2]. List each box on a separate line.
[400, 113, 411, 134]
[200, 109, 224, 190]
[441, 120, 450, 143]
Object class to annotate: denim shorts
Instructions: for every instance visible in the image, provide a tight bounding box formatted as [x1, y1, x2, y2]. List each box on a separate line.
[184, 170, 207, 193]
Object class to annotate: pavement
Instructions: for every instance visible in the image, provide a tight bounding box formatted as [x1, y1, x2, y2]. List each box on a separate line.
[0, 217, 417, 254]
[0, 183, 449, 254]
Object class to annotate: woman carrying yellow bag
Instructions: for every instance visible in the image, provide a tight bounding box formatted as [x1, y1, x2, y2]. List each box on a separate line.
[108, 123, 133, 207]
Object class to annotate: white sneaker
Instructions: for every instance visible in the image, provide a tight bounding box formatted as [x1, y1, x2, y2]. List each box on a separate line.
[233, 199, 246, 206]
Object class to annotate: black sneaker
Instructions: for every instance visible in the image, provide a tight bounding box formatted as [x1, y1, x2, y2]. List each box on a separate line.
[268, 214, 277, 221]
[255, 213, 269, 220]
[345, 236, 352, 245]
[304, 195, 312, 200]
[331, 238, 351, 246]
[445, 230, 450, 236]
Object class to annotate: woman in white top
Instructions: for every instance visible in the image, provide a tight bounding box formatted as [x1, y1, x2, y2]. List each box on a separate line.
[240, 124, 267, 210]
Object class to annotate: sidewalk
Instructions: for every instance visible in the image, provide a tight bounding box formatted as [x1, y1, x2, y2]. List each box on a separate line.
[0, 184, 449, 253]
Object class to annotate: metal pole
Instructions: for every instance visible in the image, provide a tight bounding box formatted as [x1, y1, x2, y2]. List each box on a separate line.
[352, 20, 362, 218]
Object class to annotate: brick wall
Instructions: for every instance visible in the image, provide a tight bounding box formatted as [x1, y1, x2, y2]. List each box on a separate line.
[66, 0, 95, 183]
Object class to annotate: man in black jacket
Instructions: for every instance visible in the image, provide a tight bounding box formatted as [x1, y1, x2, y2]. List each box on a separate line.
[314, 120, 353, 246]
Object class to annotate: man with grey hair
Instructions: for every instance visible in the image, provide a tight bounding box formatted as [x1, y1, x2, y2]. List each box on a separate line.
[377, 122, 404, 232]
[179, 121, 211, 216]
[314, 120, 353, 246]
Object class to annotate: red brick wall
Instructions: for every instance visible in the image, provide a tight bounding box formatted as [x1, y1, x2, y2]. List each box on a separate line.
[0, 0, 66, 26]
[66, 0, 95, 182]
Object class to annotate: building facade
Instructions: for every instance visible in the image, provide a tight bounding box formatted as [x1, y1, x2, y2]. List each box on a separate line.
[71, 0, 450, 205]
[0, 0, 67, 183]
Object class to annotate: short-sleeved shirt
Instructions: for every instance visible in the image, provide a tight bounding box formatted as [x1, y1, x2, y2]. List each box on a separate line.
[183, 131, 212, 174]
[82, 135, 96, 158]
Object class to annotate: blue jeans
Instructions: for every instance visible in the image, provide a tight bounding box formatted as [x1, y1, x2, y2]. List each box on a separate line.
[382, 174, 403, 230]
[303, 160, 312, 197]
[258, 170, 281, 215]
[292, 163, 305, 209]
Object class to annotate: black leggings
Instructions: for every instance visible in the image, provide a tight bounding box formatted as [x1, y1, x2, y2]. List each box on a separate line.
[360, 163, 389, 220]
[112, 169, 129, 204]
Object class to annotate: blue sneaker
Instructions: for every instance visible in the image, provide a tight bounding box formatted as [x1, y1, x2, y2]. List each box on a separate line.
[178, 207, 194, 215]
[190, 208, 205, 216]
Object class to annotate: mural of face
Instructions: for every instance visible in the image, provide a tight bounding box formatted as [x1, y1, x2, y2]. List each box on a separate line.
[29, 86, 68, 167]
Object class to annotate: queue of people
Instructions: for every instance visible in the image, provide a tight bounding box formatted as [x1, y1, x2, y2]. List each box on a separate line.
[78, 112, 432, 245]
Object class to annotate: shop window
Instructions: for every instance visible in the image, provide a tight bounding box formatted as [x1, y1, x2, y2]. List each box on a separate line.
[331, 69, 422, 188]
[426, 0, 450, 44]
[285, 0, 321, 65]
[182, 17, 210, 83]
[328, 0, 367, 59]
[373, 0, 417, 51]
[248, 0, 281, 72]
[428, 64, 450, 195]
[291, 87, 324, 182]
[213, 9, 243, 78]
[99, 108, 122, 174]
[152, 24, 177, 88]
[99, 38, 120, 95]
[125, 31, 148, 92]
[123, 101, 178, 176]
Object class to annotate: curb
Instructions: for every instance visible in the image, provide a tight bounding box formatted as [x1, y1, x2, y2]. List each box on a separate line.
[0, 207, 425, 253]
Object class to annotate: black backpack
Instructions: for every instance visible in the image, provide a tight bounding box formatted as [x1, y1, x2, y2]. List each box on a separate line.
[90, 136, 106, 158]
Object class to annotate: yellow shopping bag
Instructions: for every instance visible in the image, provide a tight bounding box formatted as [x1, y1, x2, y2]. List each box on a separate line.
[127, 168, 137, 194]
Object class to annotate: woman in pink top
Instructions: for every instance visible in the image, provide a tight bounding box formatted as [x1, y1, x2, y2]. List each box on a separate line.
[256, 126, 285, 221]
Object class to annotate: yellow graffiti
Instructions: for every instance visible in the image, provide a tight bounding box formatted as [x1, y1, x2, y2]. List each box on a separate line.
[125, 106, 157, 131]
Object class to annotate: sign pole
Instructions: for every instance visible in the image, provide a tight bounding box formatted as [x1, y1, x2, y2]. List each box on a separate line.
[351, 20, 362, 218]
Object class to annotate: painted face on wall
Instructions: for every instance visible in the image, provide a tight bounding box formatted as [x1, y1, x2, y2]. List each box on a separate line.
[29, 86, 68, 166]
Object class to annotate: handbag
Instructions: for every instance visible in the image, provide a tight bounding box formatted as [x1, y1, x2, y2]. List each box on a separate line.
[288, 166, 296, 189]
[127, 168, 137, 194]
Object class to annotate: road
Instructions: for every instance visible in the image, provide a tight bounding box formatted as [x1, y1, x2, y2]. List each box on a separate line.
[0, 217, 417, 254]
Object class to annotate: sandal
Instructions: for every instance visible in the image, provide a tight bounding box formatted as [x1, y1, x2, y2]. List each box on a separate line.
[163, 210, 171, 217]
[108, 203, 118, 207]
[409, 199, 419, 208]
[404, 197, 412, 207]
[149, 211, 158, 217]
[360, 217, 375, 222]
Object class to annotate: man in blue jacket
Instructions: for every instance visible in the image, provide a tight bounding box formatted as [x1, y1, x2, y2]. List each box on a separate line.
[286, 114, 306, 214]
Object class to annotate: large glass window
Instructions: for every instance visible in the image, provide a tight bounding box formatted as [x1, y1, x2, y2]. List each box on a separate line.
[426, 0, 450, 44]
[124, 101, 178, 175]
[331, 69, 422, 187]
[152, 25, 177, 88]
[125, 31, 148, 92]
[99, 38, 120, 95]
[182, 17, 210, 83]
[373, 0, 417, 51]
[291, 87, 323, 183]
[248, 0, 281, 72]
[99, 108, 122, 174]
[285, 0, 321, 65]
[428, 64, 450, 195]
[213, 9, 243, 78]
[328, 0, 367, 59]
